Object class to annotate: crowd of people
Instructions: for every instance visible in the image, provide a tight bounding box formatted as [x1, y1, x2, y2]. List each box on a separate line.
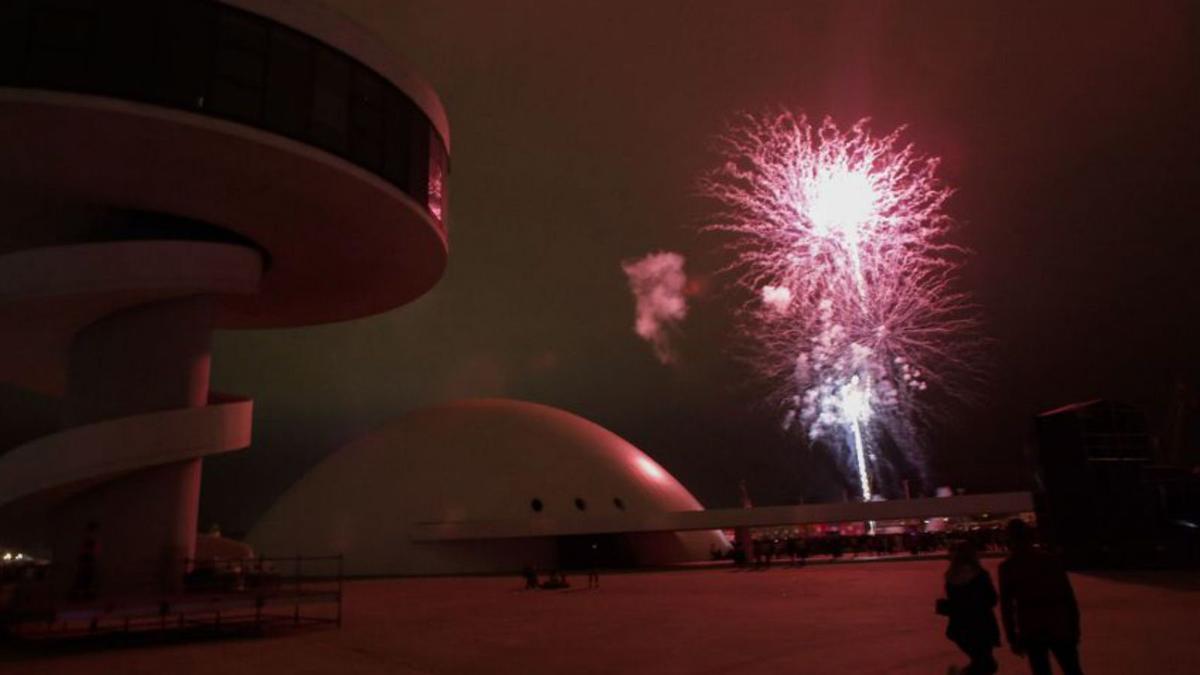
[718, 518, 1084, 674]
[725, 525, 1010, 567]
[521, 566, 598, 591]
[15, 516, 1085, 675]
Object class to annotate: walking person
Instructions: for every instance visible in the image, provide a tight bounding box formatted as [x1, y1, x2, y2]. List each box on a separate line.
[938, 541, 1000, 674]
[520, 563, 539, 590]
[587, 541, 600, 590]
[70, 521, 100, 602]
[998, 519, 1084, 675]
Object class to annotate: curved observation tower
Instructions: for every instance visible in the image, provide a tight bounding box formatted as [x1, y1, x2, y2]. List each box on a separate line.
[0, 0, 448, 597]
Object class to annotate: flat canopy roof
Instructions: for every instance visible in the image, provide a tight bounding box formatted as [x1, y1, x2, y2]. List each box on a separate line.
[409, 491, 1033, 542]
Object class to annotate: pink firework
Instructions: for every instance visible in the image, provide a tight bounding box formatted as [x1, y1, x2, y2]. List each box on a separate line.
[701, 112, 982, 499]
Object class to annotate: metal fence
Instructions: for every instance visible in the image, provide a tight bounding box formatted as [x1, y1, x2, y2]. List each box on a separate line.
[1, 554, 343, 640]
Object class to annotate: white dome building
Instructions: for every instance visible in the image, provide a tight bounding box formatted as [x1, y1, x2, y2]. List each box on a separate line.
[249, 399, 727, 576]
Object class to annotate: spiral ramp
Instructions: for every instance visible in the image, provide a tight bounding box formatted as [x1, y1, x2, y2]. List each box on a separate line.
[0, 240, 262, 596]
[0, 393, 253, 509]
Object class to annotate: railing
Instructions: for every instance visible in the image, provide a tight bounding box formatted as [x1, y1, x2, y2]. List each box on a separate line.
[0, 555, 343, 640]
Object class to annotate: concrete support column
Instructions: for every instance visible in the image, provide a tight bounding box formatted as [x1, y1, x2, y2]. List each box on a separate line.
[53, 295, 216, 599]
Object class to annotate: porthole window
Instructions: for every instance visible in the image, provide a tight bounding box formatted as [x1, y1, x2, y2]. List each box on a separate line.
[613, 497, 625, 511]
[530, 498, 543, 512]
[574, 497, 587, 511]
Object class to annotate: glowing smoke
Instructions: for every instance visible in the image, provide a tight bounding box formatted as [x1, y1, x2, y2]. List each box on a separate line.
[701, 111, 982, 499]
[622, 252, 689, 364]
[760, 285, 792, 314]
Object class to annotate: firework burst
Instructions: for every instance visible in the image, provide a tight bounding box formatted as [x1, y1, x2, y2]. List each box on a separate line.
[701, 111, 982, 499]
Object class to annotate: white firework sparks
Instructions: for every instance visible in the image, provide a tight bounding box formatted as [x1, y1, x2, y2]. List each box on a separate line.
[701, 111, 982, 499]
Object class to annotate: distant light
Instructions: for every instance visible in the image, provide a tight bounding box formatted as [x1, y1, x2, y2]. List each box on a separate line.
[2, 552, 10, 561]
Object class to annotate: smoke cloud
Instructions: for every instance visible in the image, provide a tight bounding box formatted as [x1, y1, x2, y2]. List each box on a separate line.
[621, 251, 689, 364]
[760, 285, 793, 314]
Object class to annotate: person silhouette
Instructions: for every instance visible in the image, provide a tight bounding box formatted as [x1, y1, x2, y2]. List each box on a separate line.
[521, 563, 539, 590]
[587, 541, 600, 589]
[940, 541, 1000, 674]
[998, 519, 1084, 675]
[70, 521, 100, 602]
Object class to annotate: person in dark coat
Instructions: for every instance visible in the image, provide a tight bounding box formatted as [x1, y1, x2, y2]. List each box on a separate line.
[998, 519, 1084, 675]
[586, 541, 600, 590]
[70, 521, 100, 602]
[520, 563, 538, 590]
[941, 541, 1000, 674]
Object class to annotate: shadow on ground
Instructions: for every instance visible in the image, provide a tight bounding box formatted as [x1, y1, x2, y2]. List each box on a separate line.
[1077, 570, 1200, 593]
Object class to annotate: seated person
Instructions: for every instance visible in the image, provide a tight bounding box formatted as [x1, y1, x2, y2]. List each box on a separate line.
[540, 570, 570, 589]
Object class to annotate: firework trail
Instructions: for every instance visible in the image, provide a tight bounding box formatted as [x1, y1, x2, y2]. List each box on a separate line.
[700, 112, 981, 499]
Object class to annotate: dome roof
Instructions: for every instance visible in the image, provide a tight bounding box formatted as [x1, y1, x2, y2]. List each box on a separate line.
[248, 399, 722, 575]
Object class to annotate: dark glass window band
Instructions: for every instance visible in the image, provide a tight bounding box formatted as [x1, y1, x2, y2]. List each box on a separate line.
[0, 0, 448, 224]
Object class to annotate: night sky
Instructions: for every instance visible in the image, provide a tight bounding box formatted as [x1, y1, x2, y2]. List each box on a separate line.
[197, 1, 1200, 533]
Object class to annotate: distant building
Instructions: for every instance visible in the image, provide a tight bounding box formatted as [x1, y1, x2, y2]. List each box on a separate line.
[1034, 399, 1200, 567]
[1163, 377, 1200, 466]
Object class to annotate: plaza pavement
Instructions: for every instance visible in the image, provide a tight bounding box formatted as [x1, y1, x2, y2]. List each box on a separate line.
[2, 558, 1197, 674]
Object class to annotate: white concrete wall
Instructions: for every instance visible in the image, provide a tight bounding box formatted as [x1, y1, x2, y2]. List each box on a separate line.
[249, 399, 727, 575]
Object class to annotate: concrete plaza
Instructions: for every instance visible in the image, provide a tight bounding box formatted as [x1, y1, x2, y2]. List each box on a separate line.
[3, 559, 1197, 674]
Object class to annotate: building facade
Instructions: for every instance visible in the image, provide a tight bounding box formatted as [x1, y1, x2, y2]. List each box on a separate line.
[0, 0, 448, 598]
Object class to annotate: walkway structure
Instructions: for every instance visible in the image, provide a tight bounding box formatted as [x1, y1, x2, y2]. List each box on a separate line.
[410, 492, 1034, 542]
[0, 0, 448, 600]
